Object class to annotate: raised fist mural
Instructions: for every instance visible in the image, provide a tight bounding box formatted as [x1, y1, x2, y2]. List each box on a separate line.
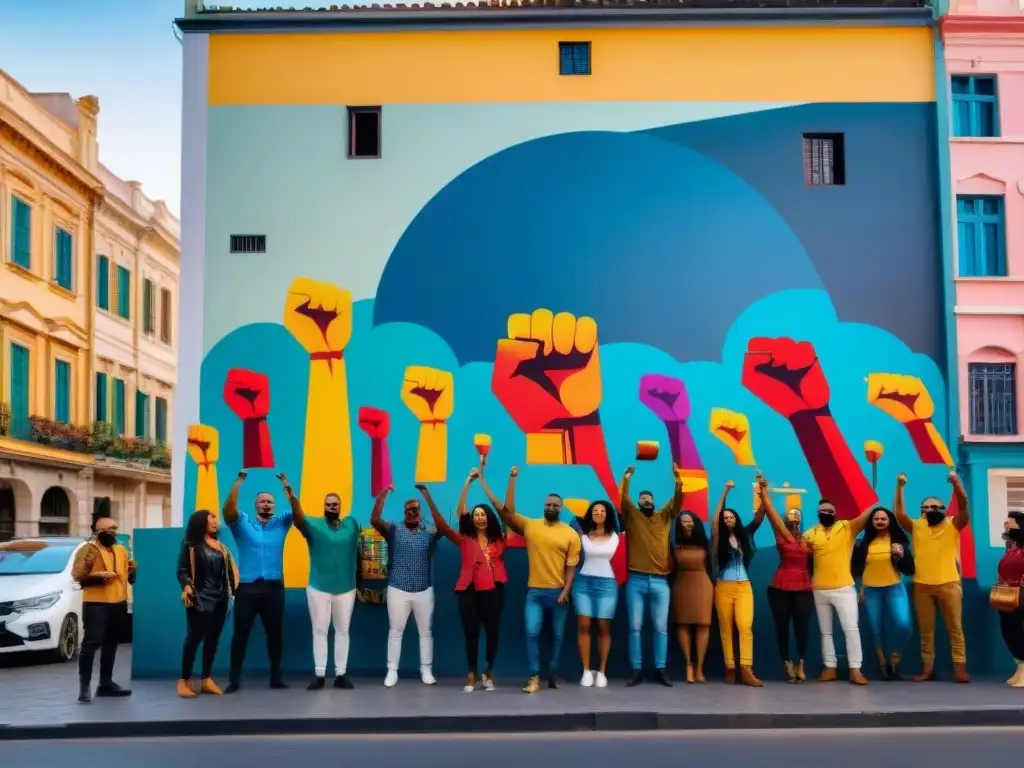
[223, 368, 275, 469]
[401, 366, 454, 483]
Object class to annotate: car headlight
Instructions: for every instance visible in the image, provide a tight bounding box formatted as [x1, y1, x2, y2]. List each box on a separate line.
[11, 591, 62, 612]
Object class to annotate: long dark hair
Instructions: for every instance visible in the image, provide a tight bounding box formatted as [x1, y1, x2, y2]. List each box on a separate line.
[675, 510, 709, 551]
[580, 499, 619, 535]
[717, 507, 754, 568]
[184, 509, 213, 547]
[851, 506, 910, 577]
[458, 503, 504, 543]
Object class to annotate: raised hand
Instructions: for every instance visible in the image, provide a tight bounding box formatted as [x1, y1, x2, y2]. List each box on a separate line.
[742, 337, 830, 419]
[709, 407, 757, 466]
[357, 407, 391, 439]
[186, 424, 219, 468]
[468, 467, 480, 481]
[896, 472, 907, 488]
[282, 277, 353, 362]
[867, 372, 953, 466]
[223, 368, 275, 469]
[401, 366, 454, 484]
[358, 406, 393, 498]
[725, 479, 736, 490]
[639, 374, 691, 423]
[510, 466, 519, 478]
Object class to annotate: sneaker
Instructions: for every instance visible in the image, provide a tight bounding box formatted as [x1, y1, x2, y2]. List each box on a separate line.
[580, 670, 595, 687]
[595, 671, 608, 688]
[463, 673, 477, 693]
[548, 674, 562, 690]
[307, 677, 326, 691]
[522, 675, 540, 694]
[421, 666, 437, 685]
[626, 670, 642, 687]
[481, 674, 496, 691]
[384, 669, 399, 688]
[334, 675, 355, 689]
[95, 682, 132, 697]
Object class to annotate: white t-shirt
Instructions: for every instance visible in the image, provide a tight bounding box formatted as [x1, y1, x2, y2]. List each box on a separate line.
[579, 532, 618, 580]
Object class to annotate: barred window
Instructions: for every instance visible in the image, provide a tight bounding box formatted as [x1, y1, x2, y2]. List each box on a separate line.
[969, 362, 1017, 435]
[803, 133, 846, 186]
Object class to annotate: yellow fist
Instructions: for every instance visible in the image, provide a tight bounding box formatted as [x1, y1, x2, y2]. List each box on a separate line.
[867, 373, 934, 423]
[401, 366, 455, 423]
[709, 408, 756, 466]
[186, 424, 219, 468]
[283, 277, 353, 355]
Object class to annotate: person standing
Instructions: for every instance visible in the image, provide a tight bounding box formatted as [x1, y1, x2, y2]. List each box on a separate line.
[893, 471, 971, 683]
[619, 463, 683, 687]
[370, 484, 441, 688]
[72, 516, 136, 703]
[223, 470, 294, 693]
[571, 500, 621, 688]
[286, 474, 362, 691]
[993, 510, 1024, 687]
[490, 466, 581, 694]
[176, 509, 238, 697]
[803, 498, 872, 685]
[671, 511, 713, 683]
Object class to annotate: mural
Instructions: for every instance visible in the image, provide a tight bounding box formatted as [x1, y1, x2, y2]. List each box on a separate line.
[136, 99, 1011, 679]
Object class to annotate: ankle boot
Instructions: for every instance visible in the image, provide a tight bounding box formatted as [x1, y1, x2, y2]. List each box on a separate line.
[953, 663, 970, 683]
[177, 679, 198, 698]
[818, 667, 838, 682]
[77, 681, 92, 703]
[849, 669, 869, 686]
[739, 666, 763, 687]
[912, 663, 935, 682]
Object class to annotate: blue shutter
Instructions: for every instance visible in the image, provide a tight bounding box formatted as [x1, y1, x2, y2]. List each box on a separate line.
[558, 42, 591, 76]
[95, 372, 108, 423]
[950, 75, 999, 138]
[113, 378, 125, 435]
[11, 197, 31, 269]
[9, 345, 30, 435]
[155, 397, 167, 443]
[54, 360, 71, 423]
[116, 266, 131, 319]
[96, 255, 109, 310]
[957, 195, 1005, 277]
[54, 229, 73, 290]
[135, 390, 149, 438]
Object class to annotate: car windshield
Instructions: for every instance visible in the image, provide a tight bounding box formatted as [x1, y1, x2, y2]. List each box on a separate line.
[0, 542, 76, 576]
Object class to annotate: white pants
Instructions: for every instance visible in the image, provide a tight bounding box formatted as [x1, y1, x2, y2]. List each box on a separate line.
[386, 586, 434, 671]
[813, 585, 863, 669]
[306, 586, 357, 677]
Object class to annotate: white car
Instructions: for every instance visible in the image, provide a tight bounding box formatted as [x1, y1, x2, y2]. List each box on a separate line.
[0, 537, 86, 662]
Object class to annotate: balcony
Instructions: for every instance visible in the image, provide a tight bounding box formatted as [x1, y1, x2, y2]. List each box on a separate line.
[0, 403, 171, 471]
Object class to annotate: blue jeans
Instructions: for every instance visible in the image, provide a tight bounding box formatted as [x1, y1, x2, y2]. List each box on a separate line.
[524, 587, 569, 676]
[625, 573, 670, 670]
[863, 583, 911, 658]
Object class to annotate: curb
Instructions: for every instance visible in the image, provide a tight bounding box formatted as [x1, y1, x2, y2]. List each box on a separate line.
[4, 707, 1024, 740]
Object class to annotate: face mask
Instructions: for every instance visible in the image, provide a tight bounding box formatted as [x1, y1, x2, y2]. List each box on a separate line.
[817, 512, 835, 527]
[1006, 529, 1024, 544]
[543, 511, 560, 523]
[925, 511, 946, 526]
[325, 510, 340, 522]
[97, 531, 117, 547]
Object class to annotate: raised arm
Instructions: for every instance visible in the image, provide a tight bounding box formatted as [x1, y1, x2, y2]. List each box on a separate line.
[370, 485, 392, 538]
[949, 471, 970, 531]
[482, 466, 525, 536]
[456, 468, 476, 518]
[620, 466, 638, 519]
[277, 472, 308, 537]
[416, 483, 460, 544]
[711, 480, 734, 546]
[849, 502, 875, 536]
[222, 470, 246, 525]
[746, 487, 767, 536]
[658, 463, 684, 521]
[893, 473, 913, 533]
[756, 476, 794, 543]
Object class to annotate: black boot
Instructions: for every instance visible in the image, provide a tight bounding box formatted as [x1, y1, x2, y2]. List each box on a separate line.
[548, 674, 562, 690]
[307, 676, 325, 690]
[224, 681, 240, 694]
[95, 681, 132, 697]
[626, 670, 643, 687]
[655, 668, 673, 687]
[269, 678, 289, 689]
[78, 681, 92, 704]
[334, 675, 354, 689]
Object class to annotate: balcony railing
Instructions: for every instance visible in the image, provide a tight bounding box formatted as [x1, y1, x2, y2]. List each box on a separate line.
[0, 402, 171, 469]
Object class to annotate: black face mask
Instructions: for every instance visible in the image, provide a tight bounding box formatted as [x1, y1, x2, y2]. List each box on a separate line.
[543, 511, 560, 523]
[1005, 529, 1024, 544]
[925, 511, 946, 526]
[257, 511, 273, 522]
[325, 510, 340, 522]
[97, 531, 117, 547]
[817, 512, 836, 527]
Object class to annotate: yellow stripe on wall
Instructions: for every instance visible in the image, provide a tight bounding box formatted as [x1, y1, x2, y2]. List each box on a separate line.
[208, 26, 935, 106]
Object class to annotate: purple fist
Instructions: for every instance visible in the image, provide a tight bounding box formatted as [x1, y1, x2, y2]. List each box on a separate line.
[639, 374, 691, 423]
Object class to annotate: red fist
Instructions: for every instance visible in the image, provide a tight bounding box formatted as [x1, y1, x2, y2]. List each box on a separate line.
[741, 337, 830, 419]
[223, 368, 274, 469]
[357, 406, 391, 440]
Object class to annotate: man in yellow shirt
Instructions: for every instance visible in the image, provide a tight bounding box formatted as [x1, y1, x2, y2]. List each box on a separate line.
[495, 467, 581, 694]
[894, 471, 970, 683]
[803, 500, 872, 685]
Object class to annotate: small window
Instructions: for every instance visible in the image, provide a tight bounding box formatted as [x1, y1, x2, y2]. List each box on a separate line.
[951, 75, 999, 138]
[802, 133, 845, 186]
[969, 363, 1017, 436]
[143, 278, 155, 335]
[957, 195, 1006, 277]
[230, 235, 266, 254]
[559, 42, 591, 76]
[159, 288, 172, 344]
[348, 107, 381, 159]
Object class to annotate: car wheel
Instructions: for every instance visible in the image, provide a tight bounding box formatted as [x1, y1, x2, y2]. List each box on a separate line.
[51, 614, 79, 662]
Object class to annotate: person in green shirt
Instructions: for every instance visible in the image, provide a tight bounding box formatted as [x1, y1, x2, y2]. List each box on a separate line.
[279, 474, 362, 691]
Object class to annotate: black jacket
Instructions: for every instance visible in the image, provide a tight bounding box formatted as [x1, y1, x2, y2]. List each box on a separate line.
[176, 540, 236, 611]
[851, 535, 915, 581]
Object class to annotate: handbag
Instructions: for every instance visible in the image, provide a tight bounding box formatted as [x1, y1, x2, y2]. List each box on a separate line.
[989, 581, 1022, 613]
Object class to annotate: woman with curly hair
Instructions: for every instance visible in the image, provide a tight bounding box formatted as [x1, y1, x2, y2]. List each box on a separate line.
[419, 467, 507, 692]
[571, 499, 621, 688]
[671, 510, 713, 683]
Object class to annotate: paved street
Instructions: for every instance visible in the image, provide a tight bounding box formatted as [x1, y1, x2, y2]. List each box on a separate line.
[4, 728, 1024, 767]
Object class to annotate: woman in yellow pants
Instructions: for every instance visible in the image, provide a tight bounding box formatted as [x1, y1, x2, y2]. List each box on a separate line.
[711, 479, 765, 686]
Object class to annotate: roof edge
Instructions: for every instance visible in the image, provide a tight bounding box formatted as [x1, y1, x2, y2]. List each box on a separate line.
[175, 6, 935, 33]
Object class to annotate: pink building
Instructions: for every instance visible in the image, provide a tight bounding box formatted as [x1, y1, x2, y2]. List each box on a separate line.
[943, 0, 1024, 548]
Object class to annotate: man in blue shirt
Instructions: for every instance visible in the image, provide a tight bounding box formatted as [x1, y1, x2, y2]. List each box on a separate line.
[223, 470, 294, 693]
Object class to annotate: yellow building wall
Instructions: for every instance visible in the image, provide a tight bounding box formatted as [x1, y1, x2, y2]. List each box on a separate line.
[208, 26, 935, 105]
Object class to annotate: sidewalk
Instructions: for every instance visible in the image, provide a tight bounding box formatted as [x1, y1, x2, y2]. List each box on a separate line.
[2, 648, 1023, 740]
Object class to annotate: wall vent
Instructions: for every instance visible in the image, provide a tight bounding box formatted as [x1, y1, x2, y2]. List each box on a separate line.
[230, 235, 266, 254]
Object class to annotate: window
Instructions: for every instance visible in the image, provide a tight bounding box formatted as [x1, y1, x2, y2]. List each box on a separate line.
[95, 372, 108, 424]
[54, 359, 71, 423]
[96, 255, 110, 310]
[160, 288, 172, 344]
[802, 133, 846, 186]
[952, 75, 999, 138]
[39, 487, 70, 537]
[968, 362, 1017, 435]
[53, 228, 73, 290]
[9, 343, 30, 435]
[347, 107, 381, 159]
[229, 235, 266, 254]
[957, 195, 1005, 277]
[116, 265, 131, 319]
[155, 396, 168, 444]
[143, 278, 155, 334]
[559, 42, 591, 76]
[113, 377, 126, 435]
[0, 488, 13, 542]
[10, 196, 31, 269]
[135, 390, 149, 439]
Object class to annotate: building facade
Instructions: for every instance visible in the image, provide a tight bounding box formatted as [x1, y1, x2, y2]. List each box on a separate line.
[0, 67, 179, 541]
[942, 0, 1024, 552]
[152, 1, 1005, 680]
